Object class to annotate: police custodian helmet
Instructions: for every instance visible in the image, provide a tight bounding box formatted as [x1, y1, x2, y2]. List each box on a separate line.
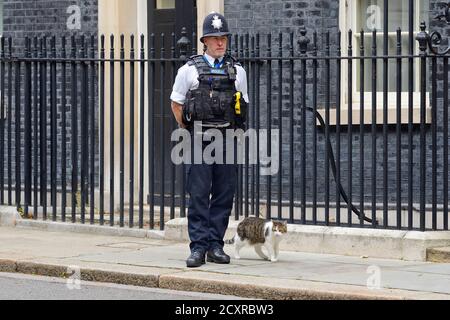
[200, 12, 231, 43]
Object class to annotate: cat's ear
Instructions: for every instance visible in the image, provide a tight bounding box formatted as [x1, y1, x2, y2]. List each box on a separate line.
[282, 220, 287, 226]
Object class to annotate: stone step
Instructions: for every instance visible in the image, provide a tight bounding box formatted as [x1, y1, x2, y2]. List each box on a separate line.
[427, 247, 450, 263]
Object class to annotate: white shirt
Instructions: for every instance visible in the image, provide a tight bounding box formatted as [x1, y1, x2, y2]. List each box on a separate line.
[170, 53, 249, 105]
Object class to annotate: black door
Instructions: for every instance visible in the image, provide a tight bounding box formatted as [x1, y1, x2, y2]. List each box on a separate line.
[147, 0, 197, 206]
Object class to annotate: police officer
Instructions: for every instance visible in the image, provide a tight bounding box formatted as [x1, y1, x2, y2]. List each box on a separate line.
[170, 12, 249, 268]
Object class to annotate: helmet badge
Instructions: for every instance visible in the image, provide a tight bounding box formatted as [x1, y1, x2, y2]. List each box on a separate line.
[211, 15, 223, 30]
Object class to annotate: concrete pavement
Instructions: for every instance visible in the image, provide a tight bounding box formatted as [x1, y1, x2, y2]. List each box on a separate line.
[1, 226, 450, 300]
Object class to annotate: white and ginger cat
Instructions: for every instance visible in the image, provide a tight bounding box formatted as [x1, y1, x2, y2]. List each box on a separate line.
[225, 217, 287, 262]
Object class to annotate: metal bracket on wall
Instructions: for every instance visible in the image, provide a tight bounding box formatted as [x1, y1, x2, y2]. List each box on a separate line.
[434, 2, 450, 24]
[417, 21, 450, 55]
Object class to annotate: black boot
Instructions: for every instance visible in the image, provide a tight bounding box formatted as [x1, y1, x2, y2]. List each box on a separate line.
[186, 250, 206, 268]
[207, 248, 230, 264]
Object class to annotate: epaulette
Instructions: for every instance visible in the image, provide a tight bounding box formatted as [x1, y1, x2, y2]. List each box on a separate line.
[223, 54, 236, 63]
[187, 54, 240, 67]
[223, 55, 242, 67]
[187, 54, 205, 66]
[187, 54, 240, 81]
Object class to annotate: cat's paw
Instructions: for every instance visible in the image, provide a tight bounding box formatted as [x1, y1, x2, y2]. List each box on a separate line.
[270, 258, 278, 262]
[234, 255, 241, 260]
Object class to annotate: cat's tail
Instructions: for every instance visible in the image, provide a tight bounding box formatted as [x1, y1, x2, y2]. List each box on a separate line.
[224, 237, 235, 245]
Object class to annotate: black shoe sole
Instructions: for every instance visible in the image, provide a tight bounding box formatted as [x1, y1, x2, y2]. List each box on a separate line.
[186, 260, 206, 268]
[206, 256, 230, 264]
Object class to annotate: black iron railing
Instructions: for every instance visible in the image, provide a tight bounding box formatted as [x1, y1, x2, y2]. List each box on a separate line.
[0, 22, 449, 231]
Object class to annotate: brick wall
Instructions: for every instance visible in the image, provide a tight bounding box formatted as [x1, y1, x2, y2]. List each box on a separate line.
[224, 0, 450, 207]
[1, 0, 98, 192]
[2, 0, 97, 40]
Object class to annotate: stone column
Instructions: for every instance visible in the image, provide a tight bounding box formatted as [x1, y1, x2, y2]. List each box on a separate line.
[196, 0, 224, 54]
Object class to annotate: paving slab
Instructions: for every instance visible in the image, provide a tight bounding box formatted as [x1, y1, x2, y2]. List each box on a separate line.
[1, 226, 450, 300]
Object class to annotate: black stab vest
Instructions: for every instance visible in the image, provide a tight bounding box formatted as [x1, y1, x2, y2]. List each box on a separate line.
[185, 54, 239, 127]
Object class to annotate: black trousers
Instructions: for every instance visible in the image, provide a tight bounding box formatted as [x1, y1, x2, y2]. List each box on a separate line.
[186, 132, 237, 253]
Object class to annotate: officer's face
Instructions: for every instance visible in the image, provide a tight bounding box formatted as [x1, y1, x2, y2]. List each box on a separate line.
[203, 36, 228, 59]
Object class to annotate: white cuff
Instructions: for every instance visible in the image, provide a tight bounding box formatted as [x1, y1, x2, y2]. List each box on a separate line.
[170, 91, 186, 105]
